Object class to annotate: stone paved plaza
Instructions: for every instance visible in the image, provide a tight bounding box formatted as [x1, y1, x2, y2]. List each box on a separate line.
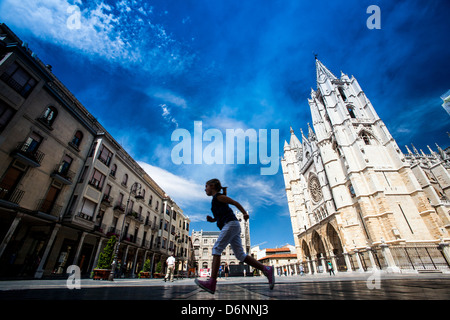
[1, 272, 449, 300]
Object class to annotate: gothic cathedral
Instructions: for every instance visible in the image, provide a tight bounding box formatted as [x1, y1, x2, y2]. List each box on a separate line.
[281, 58, 450, 273]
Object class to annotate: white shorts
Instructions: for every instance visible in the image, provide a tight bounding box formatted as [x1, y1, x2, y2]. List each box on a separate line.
[212, 220, 247, 262]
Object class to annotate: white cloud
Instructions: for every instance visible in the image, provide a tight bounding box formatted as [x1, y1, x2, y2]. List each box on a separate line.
[0, 0, 194, 75]
[152, 89, 188, 109]
[159, 104, 178, 127]
[137, 161, 207, 206]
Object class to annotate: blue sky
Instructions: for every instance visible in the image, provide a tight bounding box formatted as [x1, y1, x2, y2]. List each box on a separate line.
[1, 0, 449, 249]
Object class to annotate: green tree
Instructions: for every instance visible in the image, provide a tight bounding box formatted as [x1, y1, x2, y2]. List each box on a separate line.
[96, 236, 117, 269]
[142, 258, 151, 272]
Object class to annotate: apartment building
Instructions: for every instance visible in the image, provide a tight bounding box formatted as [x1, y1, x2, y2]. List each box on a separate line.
[0, 23, 190, 279]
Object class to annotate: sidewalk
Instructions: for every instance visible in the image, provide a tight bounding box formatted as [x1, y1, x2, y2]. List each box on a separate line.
[1, 271, 449, 291]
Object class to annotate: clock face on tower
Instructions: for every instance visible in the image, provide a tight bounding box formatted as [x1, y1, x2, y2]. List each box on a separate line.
[308, 174, 322, 203]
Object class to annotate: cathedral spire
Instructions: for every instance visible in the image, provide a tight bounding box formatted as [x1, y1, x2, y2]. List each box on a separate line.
[289, 127, 301, 148]
[315, 56, 337, 85]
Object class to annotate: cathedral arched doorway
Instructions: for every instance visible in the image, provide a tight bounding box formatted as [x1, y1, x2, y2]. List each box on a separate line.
[301, 240, 312, 274]
[312, 231, 327, 272]
[326, 223, 343, 255]
[301, 240, 311, 260]
[326, 223, 347, 271]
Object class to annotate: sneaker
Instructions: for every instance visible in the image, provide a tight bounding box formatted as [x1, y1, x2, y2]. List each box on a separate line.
[263, 266, 275, 290]
[195, 277, 217, 294]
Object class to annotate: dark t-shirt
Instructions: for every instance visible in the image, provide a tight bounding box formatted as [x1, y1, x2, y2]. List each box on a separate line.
[211, 193, 238, 230]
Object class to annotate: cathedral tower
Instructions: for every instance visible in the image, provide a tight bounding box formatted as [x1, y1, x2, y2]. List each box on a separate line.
[282, 58, 448, 272]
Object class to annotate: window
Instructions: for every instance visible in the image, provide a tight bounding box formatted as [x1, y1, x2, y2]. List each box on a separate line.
[110, 164, 117, 177]
[18, 131, 45, 165]
[0, 99, 15, 133]
[70, 131, 83, 149]
[39, 106, 58, 127]
[23, 131, 42, 153]
[360, 132, 371, 145]
[338, 87, 347, 101]
[57, 154, 73, 176]
[117, 193, 124, 206]
[0, 61, 37, 97]
[0, 166, 24, 203]
[347, 105, 356, 118]
[80, 198, 97, 219]
[97, 145, 113, 167]
[348, 184, 356, 198]
[40, 185, 61, 214]
[122, 174, 128, 186]
[104, 184, 111, 197]
[89, 169, 106, 190]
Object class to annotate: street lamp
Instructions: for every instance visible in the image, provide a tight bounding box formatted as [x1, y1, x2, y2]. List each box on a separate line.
[109, 182, 144, 281]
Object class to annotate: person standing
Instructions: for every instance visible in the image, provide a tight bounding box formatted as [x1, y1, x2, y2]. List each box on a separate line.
[164, 255, 176, 282]
[328, 261, 335, 276]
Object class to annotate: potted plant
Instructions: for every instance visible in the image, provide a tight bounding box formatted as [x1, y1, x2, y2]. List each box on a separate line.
[138, 259, 151, 278]
[93, 235, 117, 280]
[153, 260, 163, 278]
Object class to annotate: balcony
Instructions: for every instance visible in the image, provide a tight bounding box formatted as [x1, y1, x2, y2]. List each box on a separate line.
[35, 199, 62, 221]
[0, 187, 24, 207]
[11, 141, 45, 167]
[51, 164, 75, 185]
[101, 194, 114, 207]
[113, 201, 125, 213]
[127, 211, 144, 223]
[0, 72, 34, 98]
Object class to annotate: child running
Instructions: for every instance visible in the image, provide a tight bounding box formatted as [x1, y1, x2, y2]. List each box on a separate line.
[195, 178, 275, 294]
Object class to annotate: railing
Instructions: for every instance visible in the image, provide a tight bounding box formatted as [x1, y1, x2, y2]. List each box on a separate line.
[0, 72, 33, 97]
[0, 187, 24, 205]
[37, 199, 63, 217]
[390, 244, 449, 272]
[101, 194, 114, 206]
[12, 141, 45, 166]
[52, 164, 75, 183]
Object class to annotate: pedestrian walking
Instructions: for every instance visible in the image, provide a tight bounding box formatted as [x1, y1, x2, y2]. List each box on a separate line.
[328, 261, 335, 276]
[194, 179, 275, 294]
[164, 255, 176, 282]
[224, 262, 229, 279]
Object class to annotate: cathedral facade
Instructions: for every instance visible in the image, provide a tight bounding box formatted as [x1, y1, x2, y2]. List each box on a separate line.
[281, 58, 450, 274]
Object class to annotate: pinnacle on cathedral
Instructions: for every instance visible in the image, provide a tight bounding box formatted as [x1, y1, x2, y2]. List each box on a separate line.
[315, 56, 337, 86]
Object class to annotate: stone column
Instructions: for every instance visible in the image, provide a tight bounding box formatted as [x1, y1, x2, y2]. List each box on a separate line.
[306, 258, 313, 274]
[330, 252, 338, 273]
[343, 252, 353, 272]
[34, 224, 61, 278]
[311, 258, 317, 274]
[366, 246, 378, 271]
[0, 213, 23, 258]
[354, 249, 365, 272]
[380, 242, 400, 273]
[132, 248, 140, 278]
[320, 254, 327, 273]
[72, 231, 87, 266]
[438, 241, 450, 267]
